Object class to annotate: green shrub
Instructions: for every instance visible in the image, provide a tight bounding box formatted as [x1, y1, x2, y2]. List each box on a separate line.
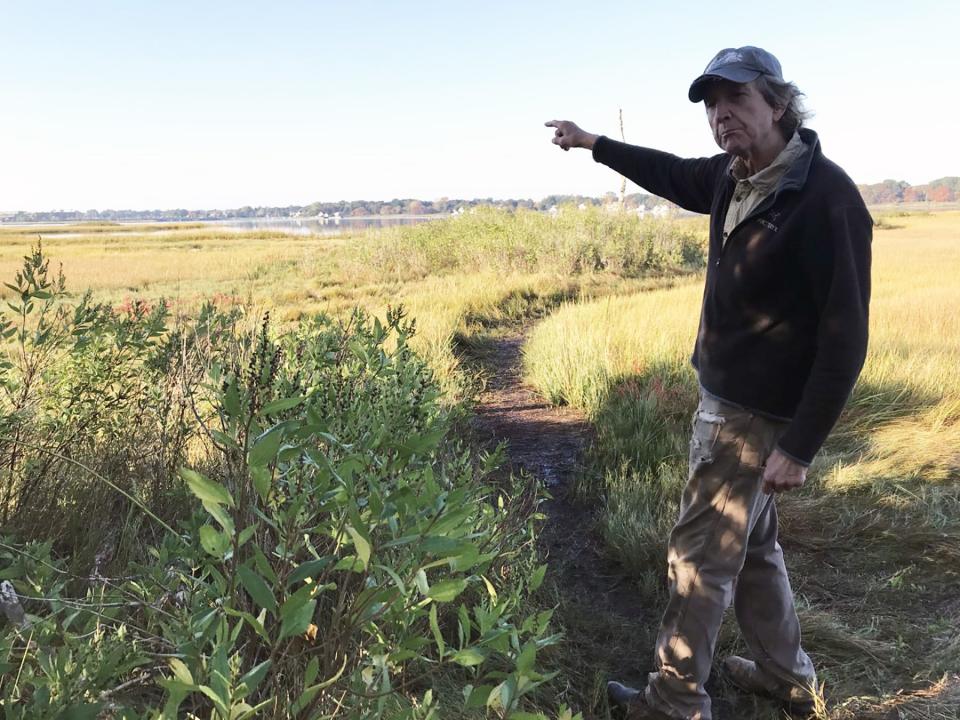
[357, 207, 707, 281]
[0, 247, 575, 719]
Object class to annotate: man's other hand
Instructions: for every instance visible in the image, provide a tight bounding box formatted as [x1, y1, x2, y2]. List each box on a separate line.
[761, 448, 808, 494]
[545, 120, 598, 151]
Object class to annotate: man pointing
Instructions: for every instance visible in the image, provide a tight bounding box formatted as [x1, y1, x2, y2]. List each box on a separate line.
[546, 46, 871, 719]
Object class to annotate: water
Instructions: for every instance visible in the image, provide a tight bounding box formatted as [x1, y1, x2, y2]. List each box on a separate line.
[1, 215, 440, 238]
[213, 216, 438, 236]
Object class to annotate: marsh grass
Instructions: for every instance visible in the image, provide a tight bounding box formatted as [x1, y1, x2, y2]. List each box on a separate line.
[0, 210, 706, 399]
[0, 221, 207, 235]
[354, 205, 707, 281]
[523, 211, 960, 715]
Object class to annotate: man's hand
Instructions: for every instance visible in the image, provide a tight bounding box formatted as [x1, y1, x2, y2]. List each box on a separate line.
[761, 448, 808, 494]
[545, 120, 599, 151]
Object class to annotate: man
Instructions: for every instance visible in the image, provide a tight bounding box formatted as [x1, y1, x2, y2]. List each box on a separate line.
[545, 47, 871, 720]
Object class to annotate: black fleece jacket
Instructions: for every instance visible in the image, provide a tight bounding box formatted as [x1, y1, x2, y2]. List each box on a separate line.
[592, 128, 871, 465]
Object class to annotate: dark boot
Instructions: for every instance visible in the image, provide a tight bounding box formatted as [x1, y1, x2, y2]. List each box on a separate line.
[607, 681, 677, 719]
[722, 656, 819, 719]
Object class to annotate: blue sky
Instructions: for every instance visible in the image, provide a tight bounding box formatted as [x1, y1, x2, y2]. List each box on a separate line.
[2, 0, 957, 210]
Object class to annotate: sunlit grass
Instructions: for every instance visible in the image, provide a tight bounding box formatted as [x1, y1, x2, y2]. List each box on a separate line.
[525, 211, 960, 488]
[0, 210, 707, 398]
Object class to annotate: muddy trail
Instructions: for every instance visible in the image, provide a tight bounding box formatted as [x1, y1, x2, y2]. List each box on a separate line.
[468, 330, 660, 716]
[468, 329, 744, 719]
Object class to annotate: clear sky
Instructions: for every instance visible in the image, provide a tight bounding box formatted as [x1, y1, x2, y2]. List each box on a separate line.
[2, 0, 957, 211]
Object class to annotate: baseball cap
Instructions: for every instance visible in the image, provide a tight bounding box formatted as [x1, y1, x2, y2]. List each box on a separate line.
[688, 46, 784, 102]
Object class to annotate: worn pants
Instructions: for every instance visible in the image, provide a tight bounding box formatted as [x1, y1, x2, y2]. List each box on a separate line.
[645, 392, 816, 720]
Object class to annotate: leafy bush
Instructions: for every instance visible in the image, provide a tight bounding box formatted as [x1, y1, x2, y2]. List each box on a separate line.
[0, 246, 574, 719]
[357, 207, 706, 281]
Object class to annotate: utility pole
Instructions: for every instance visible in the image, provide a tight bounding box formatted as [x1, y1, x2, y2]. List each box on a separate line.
[619, 108, 627, 210]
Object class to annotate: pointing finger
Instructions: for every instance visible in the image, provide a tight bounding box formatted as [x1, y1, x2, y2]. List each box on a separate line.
[545, 120, 558, 128]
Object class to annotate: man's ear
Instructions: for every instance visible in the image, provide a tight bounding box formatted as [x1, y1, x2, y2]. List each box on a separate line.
[773, 104, 786, 123]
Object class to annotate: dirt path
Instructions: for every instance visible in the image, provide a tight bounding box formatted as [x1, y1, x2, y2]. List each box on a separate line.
[470, 330, 665, 715]
[467, 326, 960, 719]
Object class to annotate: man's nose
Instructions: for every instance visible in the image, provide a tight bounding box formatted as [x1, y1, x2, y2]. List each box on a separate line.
[714, 99, 733, 120]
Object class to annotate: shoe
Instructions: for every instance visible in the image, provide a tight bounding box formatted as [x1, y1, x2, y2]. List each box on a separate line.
[722, 656, 818, 718]
[606, 681, 675, 719]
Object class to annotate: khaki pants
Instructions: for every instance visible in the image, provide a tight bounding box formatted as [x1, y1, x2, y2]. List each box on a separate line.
[645, 392, 817, 719]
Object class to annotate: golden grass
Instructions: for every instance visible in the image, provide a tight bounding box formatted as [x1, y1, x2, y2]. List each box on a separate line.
[526, 211, 960, 487]
[0, 222, 594, 396]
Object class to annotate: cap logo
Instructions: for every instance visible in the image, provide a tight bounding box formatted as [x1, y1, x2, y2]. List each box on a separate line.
[711, 50, 743, 69]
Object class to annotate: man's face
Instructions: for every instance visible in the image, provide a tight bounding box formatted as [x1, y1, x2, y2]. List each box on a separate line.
[703, 79, 784, 158]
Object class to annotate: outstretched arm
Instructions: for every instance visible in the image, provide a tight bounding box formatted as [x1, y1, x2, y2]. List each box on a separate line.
[544, 119, 726, 214]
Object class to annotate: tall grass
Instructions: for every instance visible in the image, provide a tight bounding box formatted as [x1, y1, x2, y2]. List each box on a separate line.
[526, 212, 960, 486]
[355, 206, 707, 281]
[1, 211, 706, 400]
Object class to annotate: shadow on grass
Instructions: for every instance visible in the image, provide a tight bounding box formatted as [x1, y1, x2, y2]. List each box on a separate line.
[572, 368, 960, 716]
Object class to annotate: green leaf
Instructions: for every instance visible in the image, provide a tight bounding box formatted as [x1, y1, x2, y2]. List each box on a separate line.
[180, 468, 234, 507]
[429, 603, 445, 658]
[464, 684, 495, 709]
[291, 655, 348, 714]
[287, 557, 333, 587]
[304, 657, 319, 686]
[224, 607, 270, 642]
[53, 703, 105, 720]
[158, 678, 194, 718]
[529, 563, 547, 592]
[199, 525, 230, 558]
[346, 525, 371, 569]
[250, 466, 271, 501]
[198, 685, 230, 716]
[279, 597, 316, 641]
[248, 427, 283, 467]
[210, 429, 239, 450]
[238, 524, 257, 547]
[450, 647, 487, 667]
[168, 658, 194, 685]
[223, 382, 241, 417]
[238, 565, 278, 615]
[490, 677, 518, 712]
[253, 546, 278, 584]
[481, 575, 498, 604]
[237, 660, 272, 698]
[333, 555, 365, 573]
[427, 578, 468, 603]
[516, 642, 537, 674]
[399, 426, 445, 457]
[203, 500, 235, 535]
[261, 396, 305, 414]
[450, 544, 480, 572]
[414, 569, 429, 595]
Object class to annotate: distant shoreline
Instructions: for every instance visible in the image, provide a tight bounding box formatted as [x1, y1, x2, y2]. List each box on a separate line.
[0, 214, 444, 228]
[2, 203, 959, 227]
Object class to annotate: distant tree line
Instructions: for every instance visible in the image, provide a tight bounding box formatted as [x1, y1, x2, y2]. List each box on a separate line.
[4, 178, 957, 223]
[857, 177, 960, 204]
[1, 193, 662, 224]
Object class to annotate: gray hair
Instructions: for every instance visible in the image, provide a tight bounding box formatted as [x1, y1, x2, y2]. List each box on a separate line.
[752, 75, 813, 138]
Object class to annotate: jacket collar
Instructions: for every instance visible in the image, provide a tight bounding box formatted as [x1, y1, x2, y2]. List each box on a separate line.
[724, 127, 819, 198]
[780, 127, 819, 194]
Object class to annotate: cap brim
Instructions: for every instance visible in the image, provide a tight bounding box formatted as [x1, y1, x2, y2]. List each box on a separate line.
[688, 68, 763, 102]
